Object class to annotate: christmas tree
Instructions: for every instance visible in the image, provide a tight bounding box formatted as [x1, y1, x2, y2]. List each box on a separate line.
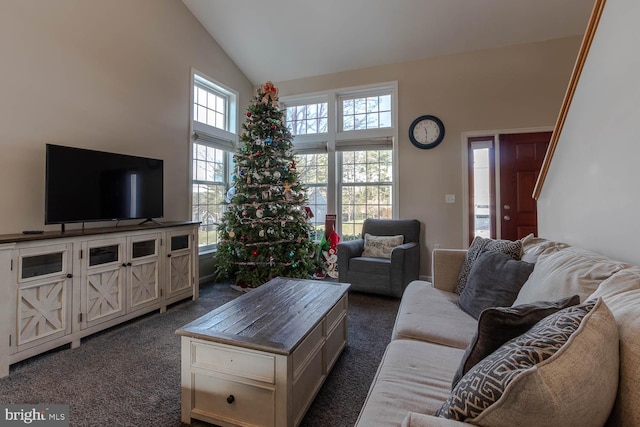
[214, 82, 318, 288]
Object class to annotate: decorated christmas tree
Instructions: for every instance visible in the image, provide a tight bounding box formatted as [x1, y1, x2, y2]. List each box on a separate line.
[214, 82, 318, 288]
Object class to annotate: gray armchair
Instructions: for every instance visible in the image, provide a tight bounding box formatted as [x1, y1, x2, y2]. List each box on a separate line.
[337, 219, 421, 298]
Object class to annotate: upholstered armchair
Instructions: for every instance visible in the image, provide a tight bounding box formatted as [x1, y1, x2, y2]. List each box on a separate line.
[337, 219, 421, 298]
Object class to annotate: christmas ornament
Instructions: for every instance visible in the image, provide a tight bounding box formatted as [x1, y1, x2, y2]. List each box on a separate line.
[256, 209, 264, 218]
[273, 171, 281, 179]
[228, 231, 235, 238]
[242, 210, 247, 217]
[289, 251, 294, 257]
[252, 249, 259, 257]
[265, 137, 273, 145]
[259, 229, 265, 237]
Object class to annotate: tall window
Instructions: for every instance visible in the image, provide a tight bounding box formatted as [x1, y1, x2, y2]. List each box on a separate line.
[282, 83, 397, 240]
[340, 149, 392, 240]
[191, 72, 237, 251]
[294, 152, 329, 240]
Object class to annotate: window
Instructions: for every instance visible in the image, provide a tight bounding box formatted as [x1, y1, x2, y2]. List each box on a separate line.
[340, 149, 393, 240]
[191, 72, 237, 252]
[340, 93, 392, 131]
[286, 102, 328, 136]
[294, 153, 329, 240]
[282, 83, 397, 240]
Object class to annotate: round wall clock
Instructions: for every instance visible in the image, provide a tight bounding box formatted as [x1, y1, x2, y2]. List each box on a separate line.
[408, 115, 445, 149]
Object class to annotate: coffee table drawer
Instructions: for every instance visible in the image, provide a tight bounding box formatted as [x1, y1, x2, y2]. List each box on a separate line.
[191, 341, 275, 384]
[192, 372, 275, 427]
[326, 295, 347, 331]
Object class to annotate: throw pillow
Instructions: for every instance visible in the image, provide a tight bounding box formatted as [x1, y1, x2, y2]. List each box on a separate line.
[451, 294, 580, 387]
[455, 236, 523, 295]
[362, 233, 404, 259]
[456, 251, 534, 320]
[512, 246, 629, 306]
[436, 298, 619, 427]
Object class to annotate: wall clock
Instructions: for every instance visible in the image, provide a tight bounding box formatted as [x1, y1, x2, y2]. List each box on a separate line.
[408, 115, 445, 149]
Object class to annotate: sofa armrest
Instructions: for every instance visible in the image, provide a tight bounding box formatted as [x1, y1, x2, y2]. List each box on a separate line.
[402, 412, 468, 427]
[431, 249, 467, 292]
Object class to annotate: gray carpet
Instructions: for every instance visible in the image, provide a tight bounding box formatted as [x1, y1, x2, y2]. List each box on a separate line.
[0, 281, 400, 426]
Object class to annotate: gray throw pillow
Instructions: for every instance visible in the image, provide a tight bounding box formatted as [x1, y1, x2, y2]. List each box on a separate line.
[455, 236, 523, 295]
[451, 294, 581, 387]
[456, 251, 534, 320]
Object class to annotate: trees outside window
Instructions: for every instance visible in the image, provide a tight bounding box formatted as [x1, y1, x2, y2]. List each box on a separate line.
[282, 83, 397, 240]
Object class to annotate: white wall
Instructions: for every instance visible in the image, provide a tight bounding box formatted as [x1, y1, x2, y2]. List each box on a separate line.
[276, 37, 582, 276]
[537, 0, 640, 266]
[0, 0, 253, 235]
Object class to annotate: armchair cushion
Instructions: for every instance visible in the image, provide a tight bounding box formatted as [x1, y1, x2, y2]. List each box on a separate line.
[363, 233, 404, 258]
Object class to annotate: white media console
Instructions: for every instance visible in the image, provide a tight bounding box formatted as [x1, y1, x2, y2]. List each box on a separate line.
[0, 221, 200, 378]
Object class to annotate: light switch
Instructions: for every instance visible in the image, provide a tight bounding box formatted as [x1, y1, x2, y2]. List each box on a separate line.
[445, 194, 455, 204]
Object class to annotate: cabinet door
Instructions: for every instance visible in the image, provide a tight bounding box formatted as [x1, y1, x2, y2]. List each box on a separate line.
[15, 243, 73, 352]
[165, 230, 194, 300]
[127, 233, 160, 313]
[81, 238, 125, 328]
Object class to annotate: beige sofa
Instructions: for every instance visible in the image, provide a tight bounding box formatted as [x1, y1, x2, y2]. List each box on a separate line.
[355, 236, 640, 427]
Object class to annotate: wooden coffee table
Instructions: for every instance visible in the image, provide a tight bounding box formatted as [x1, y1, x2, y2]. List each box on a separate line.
[176, 277, 350, 427]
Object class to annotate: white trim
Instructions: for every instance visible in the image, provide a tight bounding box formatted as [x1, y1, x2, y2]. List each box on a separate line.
[461, 126, 554, 248]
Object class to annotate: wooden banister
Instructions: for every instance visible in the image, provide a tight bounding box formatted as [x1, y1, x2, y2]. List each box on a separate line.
[533, 0, 607, 200]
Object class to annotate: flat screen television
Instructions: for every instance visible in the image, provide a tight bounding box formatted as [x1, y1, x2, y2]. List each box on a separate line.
[45, 144, 164, 226]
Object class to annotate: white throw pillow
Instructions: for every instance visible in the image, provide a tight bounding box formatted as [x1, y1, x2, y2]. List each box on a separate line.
[362, 233, 404, 259]
[513, 246, 629, 306]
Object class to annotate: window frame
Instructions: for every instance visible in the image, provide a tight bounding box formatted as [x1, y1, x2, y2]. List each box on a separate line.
[190, 69, 238, 253]
[281, 82, 398, 239]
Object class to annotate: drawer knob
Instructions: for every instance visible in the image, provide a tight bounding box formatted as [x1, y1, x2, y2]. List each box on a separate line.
[226, 395, 235, 404]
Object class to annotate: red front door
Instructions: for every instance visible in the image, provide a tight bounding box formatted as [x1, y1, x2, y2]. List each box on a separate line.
[499, 132, 551, 240]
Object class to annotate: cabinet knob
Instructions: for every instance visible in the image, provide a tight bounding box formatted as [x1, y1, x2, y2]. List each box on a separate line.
[122, 263, 127, 267]
[226, 395, 235, 404]
[66, 273, 73, 278]
[127, 262, 132, 267]
[167, 254, 172, 258]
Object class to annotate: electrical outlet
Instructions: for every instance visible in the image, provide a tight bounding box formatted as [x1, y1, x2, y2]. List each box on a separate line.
[445, 194, 455, 204]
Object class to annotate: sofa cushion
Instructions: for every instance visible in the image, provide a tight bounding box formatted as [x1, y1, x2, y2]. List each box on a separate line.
[355, 339, 465, 427]
[435, 298, 619, 427]
[392, 281, 477, 349]
[456, 251, 534, 319]
[513, 246, 630, 306]
[452, 294, 580, 387]
[589, 267, 640, 427]
[455, 236, 522, 295]
[362, 233, 404, 258]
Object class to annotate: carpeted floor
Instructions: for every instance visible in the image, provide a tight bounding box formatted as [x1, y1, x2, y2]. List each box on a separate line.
[0, 281, 400, 426]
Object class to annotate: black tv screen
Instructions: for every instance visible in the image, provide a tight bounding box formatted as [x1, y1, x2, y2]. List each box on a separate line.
[45, 144, 164, 224]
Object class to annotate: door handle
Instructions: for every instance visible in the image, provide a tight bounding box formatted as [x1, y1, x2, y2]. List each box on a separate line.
[503, 204, 510, 210]
[503, 215, 511, 221]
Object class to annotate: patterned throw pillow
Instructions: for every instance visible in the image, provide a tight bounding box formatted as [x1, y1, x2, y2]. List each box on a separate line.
[451, 294, 581, 387]
[362, 233, 404, 259]
[455, 236, 523, 295]
[436, 298, 619, 427]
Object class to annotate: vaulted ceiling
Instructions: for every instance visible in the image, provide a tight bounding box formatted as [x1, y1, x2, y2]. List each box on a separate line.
[183, 0, 595, 86]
